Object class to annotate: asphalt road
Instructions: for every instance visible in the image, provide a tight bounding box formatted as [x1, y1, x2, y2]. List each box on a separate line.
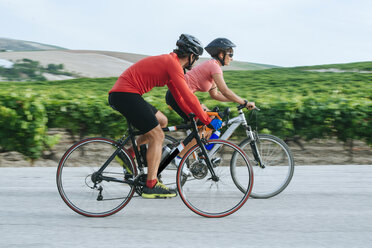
[1, 165, 371, 248]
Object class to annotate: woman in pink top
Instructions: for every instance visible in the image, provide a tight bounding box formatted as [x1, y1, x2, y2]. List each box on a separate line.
[165, 38, 255, 163]
[166, 38, 255, 121]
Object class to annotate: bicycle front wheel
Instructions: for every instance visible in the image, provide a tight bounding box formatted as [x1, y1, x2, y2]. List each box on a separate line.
[235, 134, 294, 199]
[177, 139, 253, 218]
[56, 137, 137, 217]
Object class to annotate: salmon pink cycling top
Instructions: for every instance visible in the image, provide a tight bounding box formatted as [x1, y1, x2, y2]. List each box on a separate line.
[109, 53, 212, 125]
[185, 59, 222, 93]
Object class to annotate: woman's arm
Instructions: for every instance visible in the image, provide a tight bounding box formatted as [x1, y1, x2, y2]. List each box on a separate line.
[208, 83, 230, 102]
[210, 73, 245, 104]
[210, 73, 255, 109]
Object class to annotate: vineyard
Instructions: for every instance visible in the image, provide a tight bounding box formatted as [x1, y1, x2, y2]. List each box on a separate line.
[0, 61, 371, 162]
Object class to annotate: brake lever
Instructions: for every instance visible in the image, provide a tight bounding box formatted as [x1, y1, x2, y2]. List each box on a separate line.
[226, 109, 230, 126]
[237, 104, 261, 111]
[217, 107, 230, 121]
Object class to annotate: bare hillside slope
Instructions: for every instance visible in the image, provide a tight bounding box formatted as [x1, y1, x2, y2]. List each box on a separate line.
[0, 49, 277, 79]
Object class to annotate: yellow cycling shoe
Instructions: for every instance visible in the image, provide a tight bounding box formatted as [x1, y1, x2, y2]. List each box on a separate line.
[141, 181, 177, 199]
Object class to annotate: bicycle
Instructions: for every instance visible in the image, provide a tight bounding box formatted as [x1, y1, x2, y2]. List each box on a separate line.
[56, 112, 254, 218]
[164, 105, 295, 199]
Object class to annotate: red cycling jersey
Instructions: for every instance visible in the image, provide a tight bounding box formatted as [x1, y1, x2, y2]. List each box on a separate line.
[109, 53, 212, 125]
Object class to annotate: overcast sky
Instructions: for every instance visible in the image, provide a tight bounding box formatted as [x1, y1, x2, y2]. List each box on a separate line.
[1, 0, 371, 67]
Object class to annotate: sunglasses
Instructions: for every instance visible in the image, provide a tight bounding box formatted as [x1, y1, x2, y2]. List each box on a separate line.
[227, 53, 234, 58]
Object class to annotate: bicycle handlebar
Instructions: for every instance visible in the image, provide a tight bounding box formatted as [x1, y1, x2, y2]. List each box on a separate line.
[164, 105, 259, 133]
[237, 104, 260, 111]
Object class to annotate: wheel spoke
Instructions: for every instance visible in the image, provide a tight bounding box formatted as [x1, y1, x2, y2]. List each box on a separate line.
[177, 140, 253, 218]
[239, 134, 294, 198]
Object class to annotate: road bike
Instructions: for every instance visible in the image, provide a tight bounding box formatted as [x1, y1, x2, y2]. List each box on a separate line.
[56, 113, 254, 218]
[164, 105, 294, 199]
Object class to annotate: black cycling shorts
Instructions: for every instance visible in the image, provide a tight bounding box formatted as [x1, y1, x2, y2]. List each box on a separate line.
[165, 89, 189, 123]
[109, 92, 159, 133]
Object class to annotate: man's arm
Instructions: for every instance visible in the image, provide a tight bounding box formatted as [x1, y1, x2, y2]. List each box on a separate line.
[167, 67, 211, 125]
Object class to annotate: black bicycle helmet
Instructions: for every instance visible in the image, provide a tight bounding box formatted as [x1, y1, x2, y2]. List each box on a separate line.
[176, 34, 204, 56]
[205, 38, 236, 56]
[204, 38, 236, 66]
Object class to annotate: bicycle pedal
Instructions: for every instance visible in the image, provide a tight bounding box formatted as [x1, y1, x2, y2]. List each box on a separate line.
[124, 173, 133, 180]
[211, 157, 221, 166]
[124, 178, 135, 185]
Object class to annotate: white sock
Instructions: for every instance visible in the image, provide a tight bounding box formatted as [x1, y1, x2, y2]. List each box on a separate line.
[174, 156, 182, 166]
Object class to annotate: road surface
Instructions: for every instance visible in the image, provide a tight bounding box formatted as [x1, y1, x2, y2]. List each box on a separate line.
[1, 165, 371, 248]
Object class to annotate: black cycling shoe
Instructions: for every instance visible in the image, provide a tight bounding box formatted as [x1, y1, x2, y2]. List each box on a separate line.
[141, 182, 177, 199]
[124, 171, 133, 180]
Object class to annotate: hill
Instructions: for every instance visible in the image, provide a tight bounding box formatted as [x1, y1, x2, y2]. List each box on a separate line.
[0, 50, 133, 79]
[0, 38, 278, 80]
[0, 37, 66, 51]
[0, 50, 277, 80]
[294, 61, 372, 73]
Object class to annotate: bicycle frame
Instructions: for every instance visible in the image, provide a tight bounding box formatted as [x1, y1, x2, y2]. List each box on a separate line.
[219, 109, 251, 141]
[93, 115, 221, 187]
[198, 108, 264, 169]
[159, 117, 219, 180]
[163, 108, 265, 170]
[205, 109, 264, 167]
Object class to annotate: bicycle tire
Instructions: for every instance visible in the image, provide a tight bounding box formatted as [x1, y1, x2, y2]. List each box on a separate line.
[56, 137, 137, 217]
[232, 134, 294, 199]
[177, 139, 253, 218]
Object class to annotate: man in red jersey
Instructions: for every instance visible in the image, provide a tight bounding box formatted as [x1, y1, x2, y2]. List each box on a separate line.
[109, 34, 222, 198]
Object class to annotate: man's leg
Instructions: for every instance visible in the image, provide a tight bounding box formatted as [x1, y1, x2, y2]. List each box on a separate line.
[132, 110, 168, 151]
[143, 124, 164, 182]
[156, 111, 168, 128]
[142, 123, 176, 198]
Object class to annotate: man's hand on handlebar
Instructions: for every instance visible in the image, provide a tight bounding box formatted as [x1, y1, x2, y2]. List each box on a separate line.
[207, 118, 222, 130]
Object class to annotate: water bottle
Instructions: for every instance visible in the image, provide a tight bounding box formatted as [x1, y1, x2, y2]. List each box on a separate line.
[139, 144, 148, 167]
[205, 130, 220, 150]
[160, 144, 173, 163]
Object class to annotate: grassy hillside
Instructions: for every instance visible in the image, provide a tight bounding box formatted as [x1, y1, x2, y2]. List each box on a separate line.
[1, 61, 370, 103]
[195, 58, 278, 71]
[227, 60, 279, 70]
[0, 38, 65, 51]
[295, 61, 372, 71]
[219, 63, 372, 103]
[1, 61, 370, 134]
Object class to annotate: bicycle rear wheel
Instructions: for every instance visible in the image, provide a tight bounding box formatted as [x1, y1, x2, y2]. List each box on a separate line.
[177, 139, 253, 218]
[56, 137, 137, 217]
[234, 134, 294, 199]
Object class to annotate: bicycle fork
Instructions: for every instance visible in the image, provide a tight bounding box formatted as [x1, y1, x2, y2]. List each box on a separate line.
[193, 128, 219, 181]
[246, 127, 265, 168]
[158, 120, 219, 181]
